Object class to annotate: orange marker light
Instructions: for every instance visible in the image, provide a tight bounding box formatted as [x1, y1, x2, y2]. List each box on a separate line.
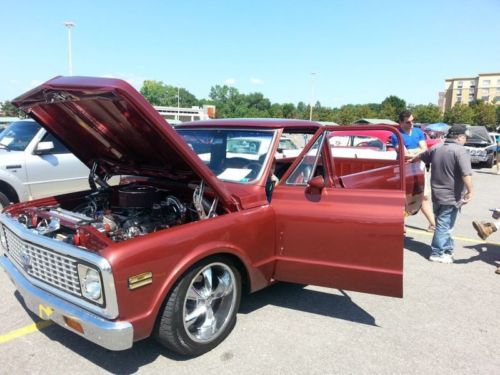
[63, 316, 84, 334]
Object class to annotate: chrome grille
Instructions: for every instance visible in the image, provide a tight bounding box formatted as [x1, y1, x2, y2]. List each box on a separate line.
[2, 226, 81, 296]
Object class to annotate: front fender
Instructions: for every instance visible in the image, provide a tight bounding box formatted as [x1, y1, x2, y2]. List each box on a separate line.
[0, 169, 29, 202]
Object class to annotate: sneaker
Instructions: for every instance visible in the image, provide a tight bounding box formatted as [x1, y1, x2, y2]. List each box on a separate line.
[429, 254, 453, 264]
[472, 221, 497, 240]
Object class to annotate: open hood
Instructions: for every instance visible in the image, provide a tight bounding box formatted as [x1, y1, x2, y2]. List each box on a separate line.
[466, 126, 492, 145]
[12, 76, 236, 210]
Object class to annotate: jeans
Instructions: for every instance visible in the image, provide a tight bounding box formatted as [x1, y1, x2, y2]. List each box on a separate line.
[431, 204, 459, 257]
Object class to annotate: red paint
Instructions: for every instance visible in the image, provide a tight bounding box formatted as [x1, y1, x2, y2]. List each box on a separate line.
[10, 77, 424, 344]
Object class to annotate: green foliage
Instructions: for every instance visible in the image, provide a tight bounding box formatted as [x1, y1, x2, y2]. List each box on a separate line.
[411, 104, 442, 124]
[380, 96, 406, 121]
[1, 101, 24, 117]
[139, 80, 499, 127]
[469, 101, 496, 129]
[140, 80, 198, 107]
[443, 104, 475, 125]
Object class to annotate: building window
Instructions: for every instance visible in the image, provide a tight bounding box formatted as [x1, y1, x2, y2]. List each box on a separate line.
[470, 80, 476, 87]
[495, 96, 500, 103]
[496, 87, 500, 93]
[497, 79, 500, 86]
[457, 89, 462, 96]
[457, 81, 463, 88]
[482, 88, 489, 95]
[483, 80, 491, 87]
[481, 96, 489, 101]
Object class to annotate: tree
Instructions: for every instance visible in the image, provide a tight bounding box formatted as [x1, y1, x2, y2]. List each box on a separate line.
[140, 80, 198, 107]
[443, 103, 475, 124]
[282, 103, 296, 119]
[411, 104, 442, 124]
[379, 102, 397, 121]
[380, 96, 406, 120]
[470, 101, 496, 129]
[337, 105, 357, 125]
[1, 101, 23, 117]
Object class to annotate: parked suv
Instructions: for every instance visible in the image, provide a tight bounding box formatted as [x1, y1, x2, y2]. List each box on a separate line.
[464, 126, 497, 167]
[0, 119, 89, 208]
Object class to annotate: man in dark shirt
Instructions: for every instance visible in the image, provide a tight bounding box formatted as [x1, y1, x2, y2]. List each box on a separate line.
[418, 124, 474, 263]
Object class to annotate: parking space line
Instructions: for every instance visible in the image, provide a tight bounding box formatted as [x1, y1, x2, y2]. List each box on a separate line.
[406, 227, 500, 246]
[0, 320, 53, 345]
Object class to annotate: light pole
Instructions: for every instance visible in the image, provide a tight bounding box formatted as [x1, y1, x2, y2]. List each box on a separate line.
[64, 21, 76, 75]
[177, 87, 180, 120]
[309, 72, 317, 121]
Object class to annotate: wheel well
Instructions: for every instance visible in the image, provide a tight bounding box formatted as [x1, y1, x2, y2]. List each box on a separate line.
[0, 181, 19, 203]
[217, 253, 251, 295]
[184, 253, 251, 295]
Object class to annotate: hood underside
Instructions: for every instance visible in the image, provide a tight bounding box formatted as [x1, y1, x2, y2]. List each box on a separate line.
[12, 76, 234, 209]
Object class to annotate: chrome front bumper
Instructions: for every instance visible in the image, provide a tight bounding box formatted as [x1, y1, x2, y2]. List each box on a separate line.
[0, 255, 133, 351]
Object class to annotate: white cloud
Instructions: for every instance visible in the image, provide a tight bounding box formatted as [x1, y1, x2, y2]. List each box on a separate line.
[250, 78, 264, 85]
[224, 78, 236, 86]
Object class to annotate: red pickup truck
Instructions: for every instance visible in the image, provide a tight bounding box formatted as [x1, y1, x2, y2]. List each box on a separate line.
[0, 77, 424, 356]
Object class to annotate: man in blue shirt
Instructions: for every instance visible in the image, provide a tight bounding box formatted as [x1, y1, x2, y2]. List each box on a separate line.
[392, 110, 435, 232]
[390, 110, 426, 156]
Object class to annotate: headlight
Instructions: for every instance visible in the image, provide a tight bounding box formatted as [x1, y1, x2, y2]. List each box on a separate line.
[77, 264, 103, 303]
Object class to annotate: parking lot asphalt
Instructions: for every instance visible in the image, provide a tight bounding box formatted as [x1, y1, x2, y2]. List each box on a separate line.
[0, 166, 499, 375]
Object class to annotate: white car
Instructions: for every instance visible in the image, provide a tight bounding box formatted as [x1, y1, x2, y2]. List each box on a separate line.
[0, 119, 90, 209]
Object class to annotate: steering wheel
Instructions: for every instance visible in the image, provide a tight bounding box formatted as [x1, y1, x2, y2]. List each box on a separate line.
[355, 141, 371, 147]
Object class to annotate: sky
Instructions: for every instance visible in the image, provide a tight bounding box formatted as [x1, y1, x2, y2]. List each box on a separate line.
[1, 0, 499, 108]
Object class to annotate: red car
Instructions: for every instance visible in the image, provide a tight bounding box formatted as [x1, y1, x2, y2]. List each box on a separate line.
[0, 77, 424, 356]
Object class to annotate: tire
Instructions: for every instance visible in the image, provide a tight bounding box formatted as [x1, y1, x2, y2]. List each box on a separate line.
[154, 257, 242, 356]
[485, 154, 494, 168]
[0, 192, 11, 211]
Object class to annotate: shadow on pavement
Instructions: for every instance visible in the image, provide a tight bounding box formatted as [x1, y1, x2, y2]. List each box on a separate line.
[454, 243, 500, 269]
[404, 235, 430, 259]
[14, 291, 189, 374]
[12, 282, 377, 373]
[473, 170, 498, 174]
[239, 282, 377, 327]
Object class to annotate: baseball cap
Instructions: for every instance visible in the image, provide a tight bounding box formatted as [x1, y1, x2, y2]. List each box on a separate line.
[447, 124, 470, 137]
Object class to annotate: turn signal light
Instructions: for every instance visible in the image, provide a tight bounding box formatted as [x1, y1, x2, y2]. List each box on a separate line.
[63, 316, 84, 334]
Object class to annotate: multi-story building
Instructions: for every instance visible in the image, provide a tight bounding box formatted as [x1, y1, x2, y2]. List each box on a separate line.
[441, 72, 500, 111]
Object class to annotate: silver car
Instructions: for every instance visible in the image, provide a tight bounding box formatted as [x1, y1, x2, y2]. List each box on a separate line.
[0, 119, 89, 209]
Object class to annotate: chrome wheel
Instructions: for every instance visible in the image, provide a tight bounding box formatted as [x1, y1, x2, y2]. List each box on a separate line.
[182, 262, 237, 343]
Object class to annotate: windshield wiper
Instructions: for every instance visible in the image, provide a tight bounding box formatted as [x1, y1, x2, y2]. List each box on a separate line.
[0, 144, 11, 152]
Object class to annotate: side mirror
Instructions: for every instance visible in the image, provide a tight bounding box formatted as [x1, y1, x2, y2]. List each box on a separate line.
[307, 175, 325, 191]
[277, 147, 284, 153]
[34, 141, 54, 155]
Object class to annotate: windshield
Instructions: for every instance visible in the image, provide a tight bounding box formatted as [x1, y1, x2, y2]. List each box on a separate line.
[177, 128, 276, 183]
[0, 120, 41, 151]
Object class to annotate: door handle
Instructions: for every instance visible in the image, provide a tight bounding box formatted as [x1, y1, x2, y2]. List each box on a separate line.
[6, 165, 22, 169]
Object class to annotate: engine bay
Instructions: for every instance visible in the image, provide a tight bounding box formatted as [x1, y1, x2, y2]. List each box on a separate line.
[11, 182, 220, 251]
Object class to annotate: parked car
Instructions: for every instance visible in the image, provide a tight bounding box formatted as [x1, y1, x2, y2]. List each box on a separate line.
[0, 119, 89, 209]
[464, 126, 497, 167]
[0, 77, 424, 356]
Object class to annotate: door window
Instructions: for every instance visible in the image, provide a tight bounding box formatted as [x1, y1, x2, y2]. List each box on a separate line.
[327, 129, 402, 190]
[286, 134, 325, 185]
